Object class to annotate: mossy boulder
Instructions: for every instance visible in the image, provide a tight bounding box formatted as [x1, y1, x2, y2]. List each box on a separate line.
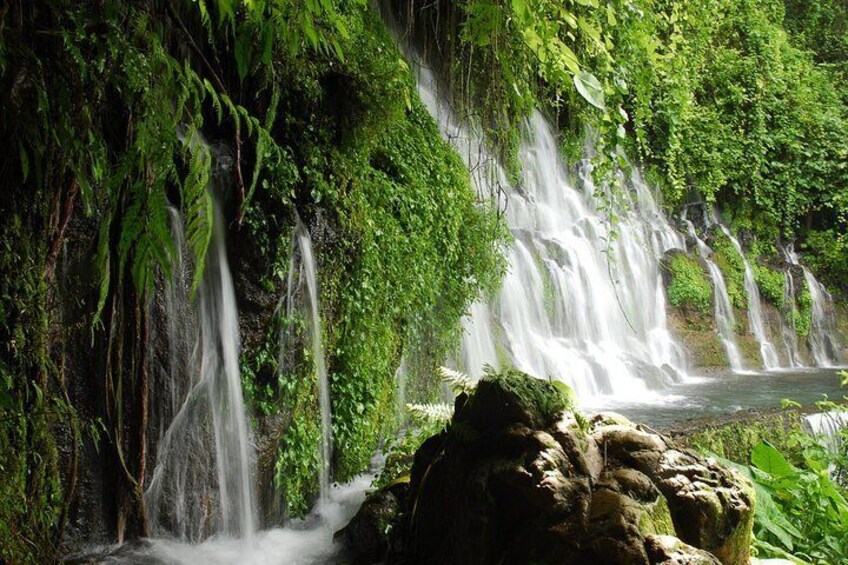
[357, 369, 755, 565]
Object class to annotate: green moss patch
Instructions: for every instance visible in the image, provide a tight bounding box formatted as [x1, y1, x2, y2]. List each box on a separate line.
[753, 264, 785, 307]
[711, 235, 747, 311]
[667, 254, 712, 315]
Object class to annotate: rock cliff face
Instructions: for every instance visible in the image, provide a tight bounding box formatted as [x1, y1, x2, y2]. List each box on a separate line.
[341, 371, 754, 565]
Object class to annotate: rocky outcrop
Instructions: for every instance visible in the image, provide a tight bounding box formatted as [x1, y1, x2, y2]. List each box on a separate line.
[345, 371, 755, 565]
[335, 481, 408, 565]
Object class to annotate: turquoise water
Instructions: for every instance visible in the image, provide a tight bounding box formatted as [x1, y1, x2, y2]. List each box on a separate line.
[588, 368, 846, 429]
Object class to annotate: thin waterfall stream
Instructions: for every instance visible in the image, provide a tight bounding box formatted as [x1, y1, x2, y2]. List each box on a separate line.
[680, 216, 744, 372]
[291, 219, 333, 502]
[716, 224, 780, 369]
[785, 244, 844, 367]
[144, 156, 257, 542]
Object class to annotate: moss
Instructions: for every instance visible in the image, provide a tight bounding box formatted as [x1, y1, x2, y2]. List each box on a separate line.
[643, 495, 675, 537]
[753, 264, 785, 307]
[667, 254, 713, 315]
[736, 334, 764, 368]
[479, 367, 576, 425]
[794, 286, 812, 338]
[667, 309, 729, 368]
[682, 412, 806, 466]
[711, 235, 747, 311]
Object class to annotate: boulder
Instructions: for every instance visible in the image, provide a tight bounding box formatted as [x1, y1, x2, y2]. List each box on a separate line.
[347, 370, 753, 565]
[645, 535, 723, 564]
[334, 481, 408, 565]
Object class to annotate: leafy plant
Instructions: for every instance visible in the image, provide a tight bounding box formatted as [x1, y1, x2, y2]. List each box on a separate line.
[667, 253, 712, 315]
[718, 431, 848, 563]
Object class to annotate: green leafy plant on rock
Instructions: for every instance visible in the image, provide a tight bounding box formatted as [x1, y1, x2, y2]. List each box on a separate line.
[667, 254, 712, 315]
[754, 264, 786, 308]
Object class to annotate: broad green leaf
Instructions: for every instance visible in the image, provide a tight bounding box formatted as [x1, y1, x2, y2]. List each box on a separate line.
[573, 71, 606, 110]
[752, 441, 794, 479]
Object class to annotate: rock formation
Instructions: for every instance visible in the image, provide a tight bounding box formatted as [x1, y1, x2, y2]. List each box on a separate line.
[340, 370, 755, 565]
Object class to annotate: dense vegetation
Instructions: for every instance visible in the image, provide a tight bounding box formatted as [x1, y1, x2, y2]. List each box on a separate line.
[666, 253, 712, 315]
[717, 396, 848, 563]
[1, 0, 505, 559]
[397, 0, 847, 287]
[0, 0, 846, 562]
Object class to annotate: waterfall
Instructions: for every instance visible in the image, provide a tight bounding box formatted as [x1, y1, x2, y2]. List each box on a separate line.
[716, 225, 780, 369]
[458, 302, 500, 380]
[145, 178, 257, 542]
[785, 245, 843, 367]
[286, 219, 333, 502]
[415, 63, 688, 401]
[680, 218, 744, 371]
[803, 411, 848, 479]
[781, 270, 805, 368]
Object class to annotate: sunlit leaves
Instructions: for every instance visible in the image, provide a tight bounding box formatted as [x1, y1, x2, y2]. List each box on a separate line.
[573, 70, 605, 109]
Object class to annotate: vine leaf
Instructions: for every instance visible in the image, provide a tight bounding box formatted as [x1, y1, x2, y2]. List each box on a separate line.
[573, 70, 605, 110]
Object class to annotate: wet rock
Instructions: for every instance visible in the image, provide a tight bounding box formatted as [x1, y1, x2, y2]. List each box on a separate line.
[648, 450, 754, 565]
[335, 482, 408, 565]
[371, 370, 751, 565]
[645, 535, 723, 564]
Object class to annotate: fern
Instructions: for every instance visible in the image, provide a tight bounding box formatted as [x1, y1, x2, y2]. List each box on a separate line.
[437, 366, 476, 394]
[406, 402, 454, 425]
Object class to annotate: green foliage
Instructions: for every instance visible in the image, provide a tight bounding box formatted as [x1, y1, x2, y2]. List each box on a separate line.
[481, 366, 577, 424]
[0, 216, 65, 564]
[667, 253, 712, 315]
[230, 6, 507, 514]
[794, 286, 813, 338]
[721, 434, 848, 564]
[687, 413, 806, 466]
[413, 0, 848, 252]
[754, 264, 786, 307]
[273, 377, 322, 517]
[803, 229, 848, 294]
[784, 0, 848, 101]
[712, 235, 747, 311]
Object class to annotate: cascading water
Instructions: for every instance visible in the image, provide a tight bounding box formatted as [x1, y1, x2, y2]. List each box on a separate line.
[288, 219, 333, 502]
[803, 411, 848, 479]
[785, 245, 843, 367]
[716, 225, 780, 369]
[782, 269, 805, 368]
[415, 63, 688, 401]
[145, 173, 257, 541]
[680, 217, 744, 371]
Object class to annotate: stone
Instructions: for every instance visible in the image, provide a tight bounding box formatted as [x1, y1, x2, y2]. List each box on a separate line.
[645, 535, 723, 564]
[592, 423, 668, 473]
[648, 450, 754, 565]
[377, 372, 752, 565]
[551, 416, 604, 482]
[335, 482, 408, 565]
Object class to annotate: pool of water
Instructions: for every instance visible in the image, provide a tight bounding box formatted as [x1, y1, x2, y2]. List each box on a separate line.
[585, 368, 846, 429]
[75, 368, 845, 565]
[71, 472, 374, 565]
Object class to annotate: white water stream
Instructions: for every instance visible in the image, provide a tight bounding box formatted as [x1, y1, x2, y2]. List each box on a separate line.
[418, 62, 690, 399]
[146, 192, 257, 542]
[785, 245, 843, 367]
[716, 225, 781, 369]
[680, 217, 744, 371]
[291, 219, 333, 502]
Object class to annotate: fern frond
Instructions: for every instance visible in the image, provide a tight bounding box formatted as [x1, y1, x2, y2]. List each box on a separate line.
[406, 402, 453, 425]
[180, 127, 214, 291]
[438, 366, 476, 394]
